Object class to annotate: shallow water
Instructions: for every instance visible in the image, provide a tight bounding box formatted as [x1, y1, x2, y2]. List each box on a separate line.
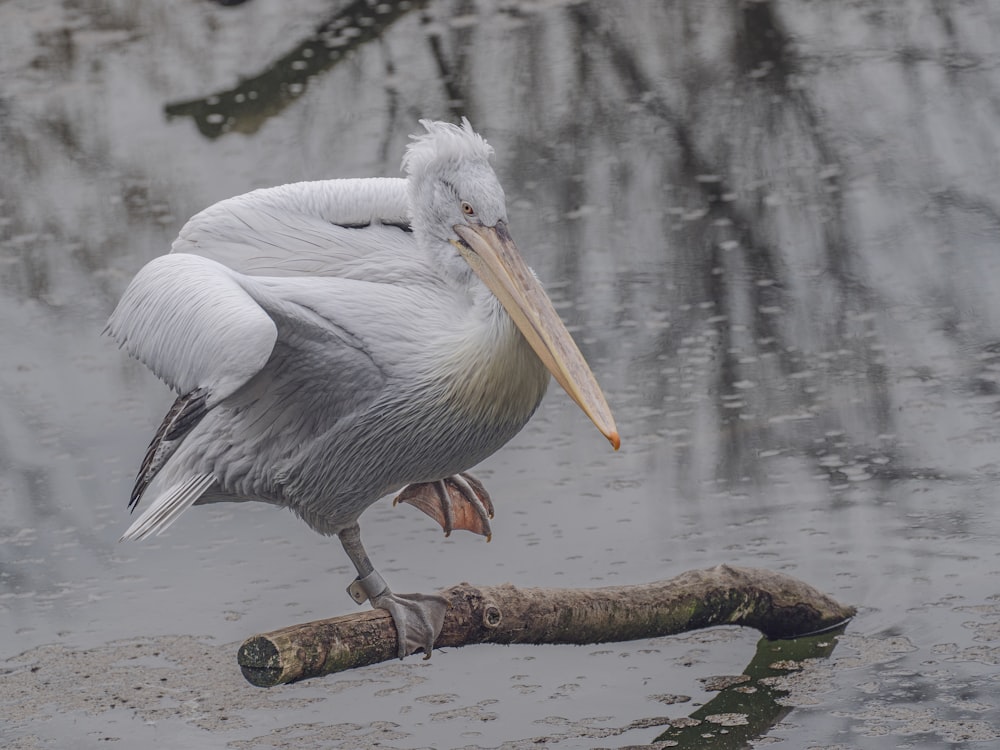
[3, 0, 1000, 747]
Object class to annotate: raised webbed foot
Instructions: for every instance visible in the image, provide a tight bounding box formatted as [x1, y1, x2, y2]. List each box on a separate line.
[347, 569, 448, 659]
[393, 472, 494, 540]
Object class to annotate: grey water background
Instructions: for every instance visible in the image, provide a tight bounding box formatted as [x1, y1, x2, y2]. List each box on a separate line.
[3, 0, 1000, 747]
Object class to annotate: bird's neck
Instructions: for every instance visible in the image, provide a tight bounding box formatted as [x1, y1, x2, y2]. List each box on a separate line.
[438, 282, 550, 429]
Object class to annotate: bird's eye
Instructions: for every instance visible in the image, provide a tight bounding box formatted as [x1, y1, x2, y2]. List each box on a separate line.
[461, 201, 475, 216]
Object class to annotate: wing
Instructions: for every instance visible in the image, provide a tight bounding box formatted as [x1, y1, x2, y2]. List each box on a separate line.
[128, 387, 208, 512]
[111, 254, 398, 539]
[106, 253, 278, 405]
[108, 253, 278, 537]
[171, 177, 414, 277]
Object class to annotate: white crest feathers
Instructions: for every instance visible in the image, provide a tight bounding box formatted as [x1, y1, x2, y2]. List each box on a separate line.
[401, 118, 495, 178]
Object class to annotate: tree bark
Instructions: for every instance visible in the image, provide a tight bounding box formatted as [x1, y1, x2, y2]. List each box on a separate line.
[237, 564, 855, 687]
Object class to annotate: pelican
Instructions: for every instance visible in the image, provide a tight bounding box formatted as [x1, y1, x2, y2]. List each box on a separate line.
[107, 119, 619, 658]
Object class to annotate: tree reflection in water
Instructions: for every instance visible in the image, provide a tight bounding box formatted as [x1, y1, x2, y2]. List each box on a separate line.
[2, 1, 1000, 747]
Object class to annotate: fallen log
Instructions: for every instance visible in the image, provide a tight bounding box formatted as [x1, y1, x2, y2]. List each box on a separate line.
[237, 564, 855, 687]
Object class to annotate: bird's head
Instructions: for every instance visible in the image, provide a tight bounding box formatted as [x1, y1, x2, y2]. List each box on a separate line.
[403, 119, 620, 452]
[403, 118, 508, 247]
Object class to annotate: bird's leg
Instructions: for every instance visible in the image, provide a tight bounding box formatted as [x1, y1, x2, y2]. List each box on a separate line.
[392, 472, 494, 540]
[339, 522, 448, 660]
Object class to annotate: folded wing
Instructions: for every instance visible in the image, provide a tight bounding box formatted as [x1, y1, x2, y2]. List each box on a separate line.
[108, 253, 281, 539]
[172, 177, 413, 277]
[106, 253, 278, 405]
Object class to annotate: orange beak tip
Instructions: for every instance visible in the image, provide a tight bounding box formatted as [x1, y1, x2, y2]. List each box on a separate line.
[609, 431, 621, 451]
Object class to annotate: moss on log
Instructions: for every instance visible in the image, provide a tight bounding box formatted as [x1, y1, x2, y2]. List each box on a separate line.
[237, 564, 855, 687]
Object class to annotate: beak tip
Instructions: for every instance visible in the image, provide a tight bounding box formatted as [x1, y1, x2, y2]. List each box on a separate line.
[608, 431, 621, 451]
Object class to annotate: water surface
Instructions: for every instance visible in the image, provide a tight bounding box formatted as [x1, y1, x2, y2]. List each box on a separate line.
[3, 0, 1000, 747]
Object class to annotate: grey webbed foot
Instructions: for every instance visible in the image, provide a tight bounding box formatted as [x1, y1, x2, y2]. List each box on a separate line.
[347, 568, 447, 659]
[393, 472, 494, 540]
[371, 590, 449, 659]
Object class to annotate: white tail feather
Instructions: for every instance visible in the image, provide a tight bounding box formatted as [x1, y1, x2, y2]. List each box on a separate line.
[120, 474, 216, 541]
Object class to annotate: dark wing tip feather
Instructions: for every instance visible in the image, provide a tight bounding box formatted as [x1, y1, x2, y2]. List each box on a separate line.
[129, 388, 209, 512]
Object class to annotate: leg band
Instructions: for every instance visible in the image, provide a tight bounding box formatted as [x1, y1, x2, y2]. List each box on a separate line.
[347, 569, 389, 604]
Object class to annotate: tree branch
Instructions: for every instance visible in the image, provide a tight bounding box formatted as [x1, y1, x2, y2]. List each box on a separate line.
[237, 564, 855, 687]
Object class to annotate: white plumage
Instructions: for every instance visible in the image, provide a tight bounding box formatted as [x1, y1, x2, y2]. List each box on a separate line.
[172, 177, 411, 276]
[108, 119, 618, 658]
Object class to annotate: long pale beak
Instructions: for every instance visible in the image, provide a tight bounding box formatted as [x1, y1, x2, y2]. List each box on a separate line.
[452, 222, 620, 450]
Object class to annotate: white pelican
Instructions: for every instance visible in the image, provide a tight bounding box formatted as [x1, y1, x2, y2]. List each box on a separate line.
[108, 119, 619, 658]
